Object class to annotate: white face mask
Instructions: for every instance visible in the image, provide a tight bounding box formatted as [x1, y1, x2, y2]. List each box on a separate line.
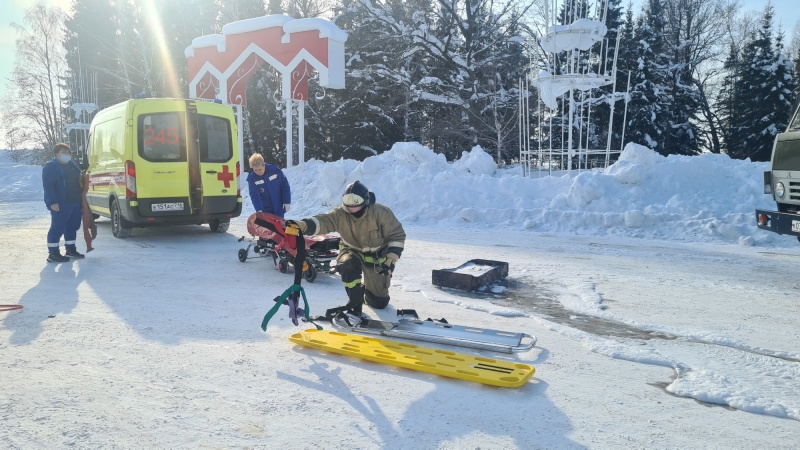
[58, 154, 72, 164]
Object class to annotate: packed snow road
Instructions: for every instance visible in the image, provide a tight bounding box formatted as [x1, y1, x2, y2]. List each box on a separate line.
[2, 201, 799, 448]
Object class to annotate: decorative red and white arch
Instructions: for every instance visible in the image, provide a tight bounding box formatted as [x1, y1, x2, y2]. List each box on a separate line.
[185, 15, 347, 166]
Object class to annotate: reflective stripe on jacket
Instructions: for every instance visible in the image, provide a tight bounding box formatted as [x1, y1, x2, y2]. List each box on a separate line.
[308, 203, 405, 257]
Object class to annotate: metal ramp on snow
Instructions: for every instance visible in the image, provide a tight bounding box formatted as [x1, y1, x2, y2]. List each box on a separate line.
[336, 311, 536, 354]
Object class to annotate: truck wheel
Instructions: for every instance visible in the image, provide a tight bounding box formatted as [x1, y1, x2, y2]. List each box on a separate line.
[111, 199, 132, 238]
[209, 219, 230, 233]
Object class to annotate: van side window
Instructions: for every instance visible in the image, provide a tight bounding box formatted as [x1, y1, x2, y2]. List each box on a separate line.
[139, 113, 186, 162]
[198, 115, 232, 162]
[90, 128, 103, 164]
[91, 119, 124, 164]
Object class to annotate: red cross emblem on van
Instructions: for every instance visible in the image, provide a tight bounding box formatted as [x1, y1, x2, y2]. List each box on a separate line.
[217, 165, 234, 188]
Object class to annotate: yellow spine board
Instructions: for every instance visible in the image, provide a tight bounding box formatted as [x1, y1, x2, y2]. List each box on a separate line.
[289, 329, 535, 388]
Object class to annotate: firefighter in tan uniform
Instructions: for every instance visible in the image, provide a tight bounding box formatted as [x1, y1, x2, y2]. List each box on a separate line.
[286, 181, 405, 314]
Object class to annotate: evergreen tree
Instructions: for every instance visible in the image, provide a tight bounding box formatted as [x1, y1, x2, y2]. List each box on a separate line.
[242, 68, 288, 166]
[661, 0, 703, 156]
[161, 0, 219, 97]
[218, 0, 266, 24]
[266, 0, 284, 15]
[773, 29, 797, 130]
[410, 0, 531, 160]
[63, 0, 125, 107]
[313, 0, 430, 160]
[625, 0, 673, 155]
[794, 46, 800, 84]
[326, 0, 531, 161]
[287, 0, 328, 18]
[729, 4, 795, 161]
[717, 42, 744, 156]
[614, 4, 638, 152]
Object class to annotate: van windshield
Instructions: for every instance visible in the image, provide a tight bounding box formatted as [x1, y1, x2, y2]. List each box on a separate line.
[772, 139, 800, 170]
[198, 115, 232, 162]
[139, 113, 185, 162]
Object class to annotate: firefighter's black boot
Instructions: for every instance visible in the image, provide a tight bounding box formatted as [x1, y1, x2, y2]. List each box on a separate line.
[344, 284, 365, 316]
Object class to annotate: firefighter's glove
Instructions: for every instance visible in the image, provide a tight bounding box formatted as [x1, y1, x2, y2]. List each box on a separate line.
[284, 219, 306, 236]
[384, 253, 399, 267]
[378, 263, 395, 276]
[379, 253, 399, 276]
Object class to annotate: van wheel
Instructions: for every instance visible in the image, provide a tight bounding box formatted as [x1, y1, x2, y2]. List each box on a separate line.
[111, 199, 132, 238]
[209, 219, 230, 233]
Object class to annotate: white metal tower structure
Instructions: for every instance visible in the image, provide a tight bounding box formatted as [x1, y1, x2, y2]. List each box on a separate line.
[520, 0, 627, 176]
[65, 68, 98, 167]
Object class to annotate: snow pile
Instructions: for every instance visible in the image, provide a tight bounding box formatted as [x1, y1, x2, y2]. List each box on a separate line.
[0, 151, 46, 204]
[284, 142, 776, 246]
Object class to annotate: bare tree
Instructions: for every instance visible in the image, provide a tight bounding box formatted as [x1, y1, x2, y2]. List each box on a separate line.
[1, 4, 68, 162]
[662, 0, 740, 153]
[790, 21, 800, 78]
[287, 0, 332, 18]
[702, 1, 757, 154]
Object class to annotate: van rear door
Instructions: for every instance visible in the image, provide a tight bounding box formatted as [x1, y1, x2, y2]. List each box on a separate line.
[192, 101, 240, 215]
[132, 101, 192, 215]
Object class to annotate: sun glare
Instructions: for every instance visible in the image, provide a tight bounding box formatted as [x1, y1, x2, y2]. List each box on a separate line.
[142, 0, 180, 97]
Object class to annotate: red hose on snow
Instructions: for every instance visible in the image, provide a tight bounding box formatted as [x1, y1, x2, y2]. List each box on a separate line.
[0, 305, 23, 312]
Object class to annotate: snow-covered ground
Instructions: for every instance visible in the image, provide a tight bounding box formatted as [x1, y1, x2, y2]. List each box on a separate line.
[2, 144, 799, 448]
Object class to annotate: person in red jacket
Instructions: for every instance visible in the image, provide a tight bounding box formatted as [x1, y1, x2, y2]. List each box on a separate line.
[42, 143, 85, 262]
[246, 153, 291, 217]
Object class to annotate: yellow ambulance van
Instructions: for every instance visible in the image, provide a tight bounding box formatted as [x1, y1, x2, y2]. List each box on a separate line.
[86, 98, 242, 238]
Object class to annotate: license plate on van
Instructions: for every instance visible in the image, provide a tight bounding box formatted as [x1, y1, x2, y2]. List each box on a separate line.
[793, 220, 800, 233]
[152, 202, 184, 212]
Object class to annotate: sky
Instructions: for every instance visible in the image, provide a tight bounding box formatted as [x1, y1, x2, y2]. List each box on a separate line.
[0, 0, 70, 99]
[1, 0, 799, 107]
[1, 142, 799, 447]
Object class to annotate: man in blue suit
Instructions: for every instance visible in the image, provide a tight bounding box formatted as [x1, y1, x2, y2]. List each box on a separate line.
[42, 143, 85, 262]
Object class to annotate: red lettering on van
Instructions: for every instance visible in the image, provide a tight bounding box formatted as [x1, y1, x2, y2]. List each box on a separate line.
[144, 127, 179, 145]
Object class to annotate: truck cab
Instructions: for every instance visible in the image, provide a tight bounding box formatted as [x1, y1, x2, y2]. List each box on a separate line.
[756, 98, 800, 240]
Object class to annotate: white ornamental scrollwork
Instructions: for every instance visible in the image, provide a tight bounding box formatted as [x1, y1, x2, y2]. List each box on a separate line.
[228, 57, 262, 105]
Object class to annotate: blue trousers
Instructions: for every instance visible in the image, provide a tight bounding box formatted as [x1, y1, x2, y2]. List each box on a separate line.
[47, 202, 82, 253]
